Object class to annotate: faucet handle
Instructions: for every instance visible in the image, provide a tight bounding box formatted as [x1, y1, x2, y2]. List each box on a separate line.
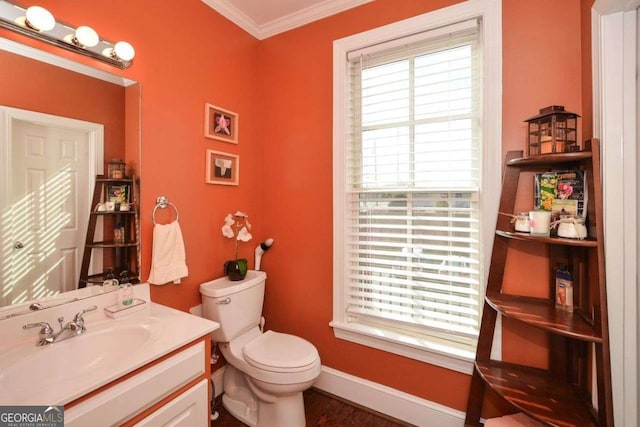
[29, 302, 45, 311]
[73, 305, 98, 323]
[23, 321, 53, 334]
[23, 322, 54, 345]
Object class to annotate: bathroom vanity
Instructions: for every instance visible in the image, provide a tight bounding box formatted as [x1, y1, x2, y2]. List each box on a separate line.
[0, 284, 219, 425]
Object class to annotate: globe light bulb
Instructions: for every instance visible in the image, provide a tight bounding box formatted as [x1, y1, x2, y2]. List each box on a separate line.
[74, 26, 99, 47]
[113, 41, 135, 61]
[25, 6, 55, 32]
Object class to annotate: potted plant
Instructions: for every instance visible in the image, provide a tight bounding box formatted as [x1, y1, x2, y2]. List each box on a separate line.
[221, 211, 252, 281]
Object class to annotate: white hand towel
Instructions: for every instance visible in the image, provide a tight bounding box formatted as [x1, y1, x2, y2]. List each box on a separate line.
[148, 221, 188, 285]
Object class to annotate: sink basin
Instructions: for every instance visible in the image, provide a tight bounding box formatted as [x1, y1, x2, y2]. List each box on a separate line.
[0, 318, 161, 394]
[0, 294, 218, 406]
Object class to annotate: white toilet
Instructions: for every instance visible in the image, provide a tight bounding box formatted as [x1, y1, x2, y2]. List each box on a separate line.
[200, 270, 321, 427]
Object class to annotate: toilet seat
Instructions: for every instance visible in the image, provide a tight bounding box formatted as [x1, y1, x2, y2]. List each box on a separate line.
[244, 330, 319, 373]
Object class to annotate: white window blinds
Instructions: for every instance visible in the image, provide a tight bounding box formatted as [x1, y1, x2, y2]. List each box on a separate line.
[343, 19, 482, 346]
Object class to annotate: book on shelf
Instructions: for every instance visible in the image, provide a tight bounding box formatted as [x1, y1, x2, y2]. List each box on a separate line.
[107, 184, 129, 204]
[534, 170, 587, 220]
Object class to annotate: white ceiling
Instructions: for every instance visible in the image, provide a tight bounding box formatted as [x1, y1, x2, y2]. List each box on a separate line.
[201, 0, 374, 40]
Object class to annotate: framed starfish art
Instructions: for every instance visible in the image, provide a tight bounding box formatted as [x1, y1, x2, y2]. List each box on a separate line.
[205, 103, 239, 143]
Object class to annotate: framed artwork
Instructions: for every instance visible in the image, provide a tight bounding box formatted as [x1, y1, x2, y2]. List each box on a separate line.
[205, 103, 238, 143]
[206, 149, 239, 186]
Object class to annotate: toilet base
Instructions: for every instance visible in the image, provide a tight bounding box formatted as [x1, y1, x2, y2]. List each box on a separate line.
[221, 364, 308, 427]
[254, 392, 305, 427]
[222, 387, 306, 427]
[222, 393, 257, 426]
[222, 390, 306, 427]
[222, 365, 258, 426]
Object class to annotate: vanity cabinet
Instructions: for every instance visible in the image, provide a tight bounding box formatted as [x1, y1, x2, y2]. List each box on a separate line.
[79, 175, 141, 287]
[65, 336, 211, 426]
[464, 140, 613, 426]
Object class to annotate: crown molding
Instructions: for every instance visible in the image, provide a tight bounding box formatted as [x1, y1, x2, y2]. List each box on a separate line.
[202, 0, 374, 40]
[257, 0, 374, 39]
[201, 0, 262, 39]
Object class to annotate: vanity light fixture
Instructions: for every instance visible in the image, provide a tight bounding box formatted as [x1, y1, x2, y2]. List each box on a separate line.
[0, 0, 135, 68]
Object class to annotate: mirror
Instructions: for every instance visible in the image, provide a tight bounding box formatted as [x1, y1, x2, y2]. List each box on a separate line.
[0, 37, 141, 317]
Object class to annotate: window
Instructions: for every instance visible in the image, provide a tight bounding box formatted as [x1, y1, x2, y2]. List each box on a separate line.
[332, 1, 501, 373]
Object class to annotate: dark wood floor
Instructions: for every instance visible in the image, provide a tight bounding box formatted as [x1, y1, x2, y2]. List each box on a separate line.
[211, 388, 412, 426]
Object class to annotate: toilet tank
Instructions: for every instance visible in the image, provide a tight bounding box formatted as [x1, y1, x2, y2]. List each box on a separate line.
[200, 270, 266, 343]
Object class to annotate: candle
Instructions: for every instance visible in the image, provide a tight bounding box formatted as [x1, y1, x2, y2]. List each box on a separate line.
[529, 210, 551, 236]
[514, 212, 530, 232]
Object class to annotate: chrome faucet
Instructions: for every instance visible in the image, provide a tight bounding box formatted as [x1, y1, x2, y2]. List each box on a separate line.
[23, 305, 98, 346]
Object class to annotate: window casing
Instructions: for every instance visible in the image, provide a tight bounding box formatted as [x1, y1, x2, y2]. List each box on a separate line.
[332, 0, 502, 373]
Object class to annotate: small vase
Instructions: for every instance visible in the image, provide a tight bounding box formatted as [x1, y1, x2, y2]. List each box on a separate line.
[224, 258, 248, 281]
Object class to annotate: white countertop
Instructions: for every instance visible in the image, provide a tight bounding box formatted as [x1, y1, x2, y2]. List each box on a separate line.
[0, 284, 218, 405]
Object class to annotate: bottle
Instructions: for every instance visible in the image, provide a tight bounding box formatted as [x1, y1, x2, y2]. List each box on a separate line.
[555, 264, 574, 312]
[118, 271, 133, 306]
[114, 223, 125, 244]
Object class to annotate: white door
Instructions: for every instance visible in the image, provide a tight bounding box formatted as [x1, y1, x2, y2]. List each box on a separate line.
[8, 120, 90, 304]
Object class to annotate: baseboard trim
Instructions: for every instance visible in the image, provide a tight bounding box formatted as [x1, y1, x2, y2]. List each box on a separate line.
[313, 366, 465, 427]
[213, 363, 466, 426]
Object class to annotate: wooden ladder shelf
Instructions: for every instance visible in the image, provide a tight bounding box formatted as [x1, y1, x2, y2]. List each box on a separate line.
[464, 139, 613, 426]
[78, 175, 140, 287]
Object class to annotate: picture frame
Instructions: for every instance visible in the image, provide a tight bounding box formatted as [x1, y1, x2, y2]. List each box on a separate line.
[204, 103, 238, 143]
[206, 149, 239, 186]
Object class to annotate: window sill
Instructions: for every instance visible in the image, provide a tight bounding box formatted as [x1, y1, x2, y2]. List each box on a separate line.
[330, 321, 475, 375]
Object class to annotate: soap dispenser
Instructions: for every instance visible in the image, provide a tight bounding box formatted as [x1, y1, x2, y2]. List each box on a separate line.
[118, 271, 133, 306]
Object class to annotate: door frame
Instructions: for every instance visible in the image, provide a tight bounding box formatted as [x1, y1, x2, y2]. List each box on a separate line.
[0, 106, 104, 293]
[592, 1, 639, 425]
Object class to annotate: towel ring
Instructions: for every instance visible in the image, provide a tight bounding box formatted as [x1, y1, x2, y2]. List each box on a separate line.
[152, 196, 179, 225]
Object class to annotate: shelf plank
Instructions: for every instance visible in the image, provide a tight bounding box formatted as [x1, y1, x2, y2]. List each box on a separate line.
[96, 177, 134, 184]
[476, 360, 597, 427]
[87, 241, 139, 248]
[486, 294, 602, 342]
[496, 230, 597, 247]
[506, 151, 592, 167]
[80, 273, 140, 284]
[90, 211, 136, 216]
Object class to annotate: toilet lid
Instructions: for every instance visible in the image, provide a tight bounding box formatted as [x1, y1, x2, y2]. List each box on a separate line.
[243, 330, 319, 372]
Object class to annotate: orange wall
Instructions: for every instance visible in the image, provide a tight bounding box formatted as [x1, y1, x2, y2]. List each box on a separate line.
[501, 0, 585, 369]
[258, 0, 587, 413]
[256, 0, 468, 411]
[581, 0, 595, 142]
[0, 49, 126, 165]
[0, 0, 591, 415]
[0, 0, 264, 312]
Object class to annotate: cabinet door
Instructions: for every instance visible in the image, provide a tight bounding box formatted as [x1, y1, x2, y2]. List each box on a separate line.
[65, 342, 204, 426]
[134, 379, 208, 427]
